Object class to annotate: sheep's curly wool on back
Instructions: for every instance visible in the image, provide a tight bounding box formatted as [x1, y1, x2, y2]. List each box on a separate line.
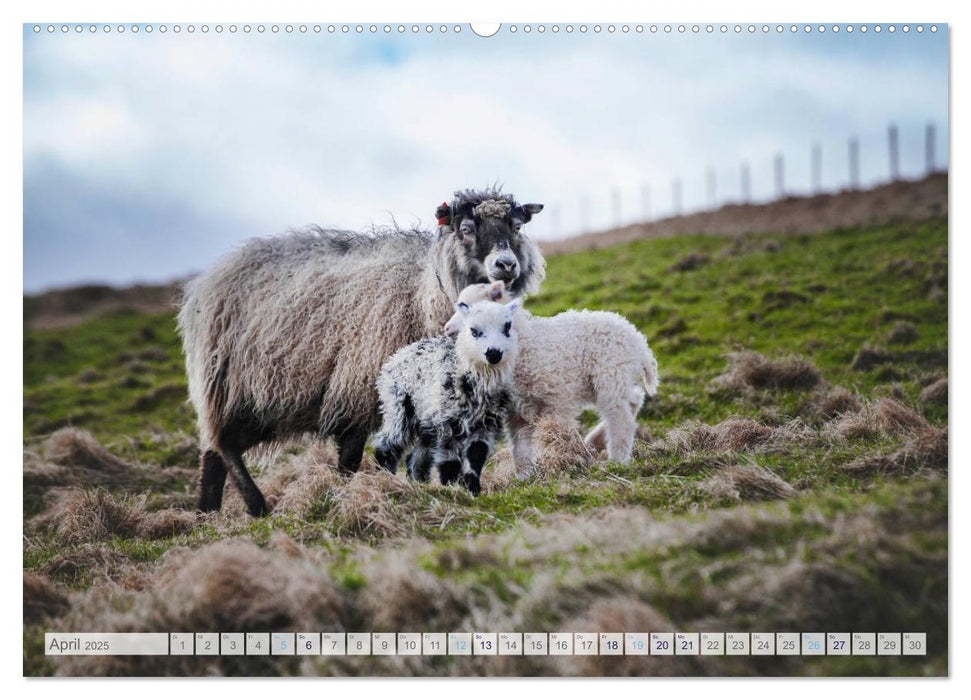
[178, 227, 455, 449]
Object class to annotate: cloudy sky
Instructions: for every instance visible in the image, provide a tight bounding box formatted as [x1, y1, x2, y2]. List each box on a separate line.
[23, 24, 948, 292]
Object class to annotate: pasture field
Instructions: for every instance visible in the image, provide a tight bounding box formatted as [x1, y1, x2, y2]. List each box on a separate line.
[23, 218, 947, 676]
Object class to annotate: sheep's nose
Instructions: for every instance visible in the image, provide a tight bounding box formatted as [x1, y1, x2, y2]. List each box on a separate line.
[491, 256, 519, 280]
[485, 348, 503, 365]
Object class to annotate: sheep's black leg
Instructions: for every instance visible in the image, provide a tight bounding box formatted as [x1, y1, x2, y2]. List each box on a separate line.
[406, 447, 433, 482]
[438, 459, 462, 485]
[373, 436, 403, 474]
[336, 425, 369, 474]
[198, 450, 228, 512]
[221, 448, 269, 517]
[460, 441, 489, 496]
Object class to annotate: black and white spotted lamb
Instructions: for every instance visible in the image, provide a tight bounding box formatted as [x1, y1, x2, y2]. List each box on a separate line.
[373, 298, 521, 495]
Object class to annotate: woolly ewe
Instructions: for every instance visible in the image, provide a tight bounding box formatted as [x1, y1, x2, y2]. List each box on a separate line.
[178, 189, 544, 516]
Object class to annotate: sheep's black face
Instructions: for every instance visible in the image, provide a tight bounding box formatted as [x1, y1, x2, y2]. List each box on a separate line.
[438, 193, 545, 297]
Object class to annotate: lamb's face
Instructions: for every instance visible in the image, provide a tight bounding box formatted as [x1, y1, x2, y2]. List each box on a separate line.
[443, 281, 511, 336]
[454, 299, 521, 370]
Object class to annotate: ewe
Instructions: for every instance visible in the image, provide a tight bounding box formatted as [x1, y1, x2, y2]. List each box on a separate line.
[179, 190, 544, 515]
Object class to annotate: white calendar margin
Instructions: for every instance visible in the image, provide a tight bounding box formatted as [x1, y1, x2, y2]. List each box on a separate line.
[5, 0, 965, 698]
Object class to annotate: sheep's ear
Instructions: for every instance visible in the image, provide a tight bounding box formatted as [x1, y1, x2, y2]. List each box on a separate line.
[436, 202, 452, 226]
[515, 203, 543, 223]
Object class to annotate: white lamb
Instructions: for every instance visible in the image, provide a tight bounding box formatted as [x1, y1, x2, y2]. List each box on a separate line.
[445, 282, 659, 476]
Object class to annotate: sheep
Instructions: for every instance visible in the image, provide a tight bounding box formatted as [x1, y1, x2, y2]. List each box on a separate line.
[373, 298, 521, 495]
[443, 281, 659, 476]
[177, 189, 545, 516]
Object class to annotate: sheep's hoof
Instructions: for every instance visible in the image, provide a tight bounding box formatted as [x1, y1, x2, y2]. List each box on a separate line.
[459, 472, 481, 496]
[245, 496, 271, 517]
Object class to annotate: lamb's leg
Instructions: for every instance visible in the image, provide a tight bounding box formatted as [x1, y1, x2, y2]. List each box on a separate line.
[436, 443, 463, 486]
[584, 421, 608, 453]
[198, 449, 228, 512]
[220, 447, 269, 517]
[603, 405, 638, 463]
[509, 412, 536, 480]
[460, 440, 489, 496]
[373, 431, 404, 474]
[336, 425, 369, 474]
[405, 447, 433, 482]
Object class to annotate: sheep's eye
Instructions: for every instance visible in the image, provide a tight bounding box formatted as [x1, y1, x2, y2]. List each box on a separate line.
[514, 224, 522, 233]
[502, 321, 512, 337]
[470, 327, 483, 339]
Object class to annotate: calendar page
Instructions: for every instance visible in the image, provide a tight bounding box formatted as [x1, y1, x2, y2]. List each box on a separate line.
[22, 14, 948, 679]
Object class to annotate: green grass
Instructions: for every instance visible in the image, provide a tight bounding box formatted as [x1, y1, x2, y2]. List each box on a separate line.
[23, 219, 948, 676]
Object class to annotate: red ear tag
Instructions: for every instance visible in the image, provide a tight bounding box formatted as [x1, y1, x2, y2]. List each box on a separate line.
[437, 201, 451, 226]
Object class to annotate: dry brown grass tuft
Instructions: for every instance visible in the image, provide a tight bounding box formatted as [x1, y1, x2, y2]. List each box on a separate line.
[44, 428, 131, 474]
[52, 539, 343, 675]
[154, 539, 342, 631]
[842, 427, 947, 475]
[668, 252, 710, 272]
[850, 344, 893, 371]
[919, 377, 948, 405]
[710, 418, 776, 451]
[534, 418, 597, 473]
[484, 419, 598, 488]
[38, 544, 139, 587]
[821, 409, 878, 441]
[886, 321, 919, 345]
[24, 572, 70, 624]
[872, 397, 930, 435]
[822, 397, 929, 442]
[328, 468, 424, 538]
[698, 465, 796, 502]
[657, 421, 718, 453]
[712, 351, 822, 393]
[268, 532, 306, 558]
[34, 488, 196, 544]
[812, 385, 861, 419]
[653, 417, 810, 456]
[358, 549, 471, 631]
[23, 451, 69, 488]
[270, 461, 343, 518]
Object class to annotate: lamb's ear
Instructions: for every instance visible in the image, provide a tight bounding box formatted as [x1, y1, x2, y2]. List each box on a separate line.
[443, 312, 463, 337]
[505, 299, 522, 314]
[489, 281, 505, 301]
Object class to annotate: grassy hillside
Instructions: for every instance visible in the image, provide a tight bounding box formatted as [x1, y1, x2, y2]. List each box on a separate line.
[23, 219, 947, 676]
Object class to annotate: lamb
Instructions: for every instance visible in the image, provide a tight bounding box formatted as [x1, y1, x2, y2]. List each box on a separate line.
[177, 189, 545, 516]
[444, 281, 659, 476]
[373, 298, 521, 495]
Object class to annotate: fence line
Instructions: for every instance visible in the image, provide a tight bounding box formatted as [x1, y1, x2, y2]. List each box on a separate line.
[554, 121, 943, 238]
